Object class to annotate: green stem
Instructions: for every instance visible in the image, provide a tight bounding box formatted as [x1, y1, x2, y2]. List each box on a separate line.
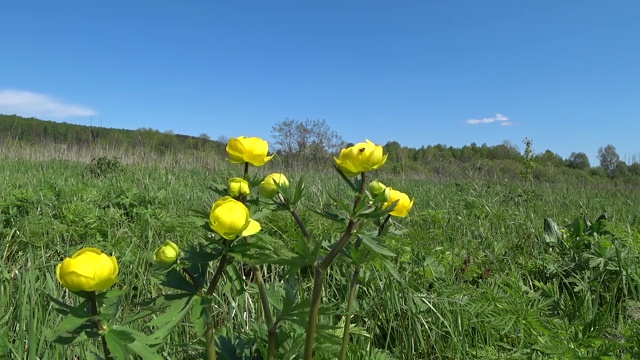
[254, 271, 276, 360]
[89, 291, 111, 360]
[253, 265, 276, 360]
[242, 161, 249, 203]
[291, 209, 310, 239]
[303, 173, 366, 360]
[267, 322, 278, 360]
[203, 247, 230, 360]
[339, 263, 361, 360]
[205, 307, 216, 360]
[276, 193, 309, 239]
[206, 252, 229, 296]
[303, 260, 325, 360]
[339, 214, 391, 359]
[242, 233, 276, 358]
[252, 265, 273, 327]
[182, 267, 203, 294]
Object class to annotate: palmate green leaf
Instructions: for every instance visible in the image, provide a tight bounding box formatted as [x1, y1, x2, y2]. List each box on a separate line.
[359, 234, 396, 257]
[46, 312, 91, 339]
[190, 295, 213, 338]
[207, 183, 227, 197]
[355, 203, 394, 220]
[328, 193, 356, 216]
[588, 212, 609, 235]
[104, 326, 163, 360]
[122, 293, 191, 325]
[157, 268, 199, 293]
[309, 207, 348, 224]
[46, 329, 99, 346]
[47, 294, 91, 317]
[146, 294, 195, 343]
[248, 207, 272, 221]
[228, 239, 273, 262]
[292, 176, 306, 205]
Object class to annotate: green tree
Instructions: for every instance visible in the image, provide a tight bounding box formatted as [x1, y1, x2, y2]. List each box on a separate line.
[535, 150, 564, 167]
[520, 138, 535, 181]
[597, 145, 620, 178]
[615, 161, 629, 178]
[565, 152, 590, 170]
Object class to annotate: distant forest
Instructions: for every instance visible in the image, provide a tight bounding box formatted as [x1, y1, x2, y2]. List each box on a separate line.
[0, 114, 225, 155]
[2, 114, 639, 184]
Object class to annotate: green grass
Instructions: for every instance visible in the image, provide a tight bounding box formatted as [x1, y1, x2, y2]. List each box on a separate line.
[2, 156, 640, 359]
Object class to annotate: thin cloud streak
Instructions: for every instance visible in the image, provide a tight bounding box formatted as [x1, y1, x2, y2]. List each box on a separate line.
[466, 113, 512, 126]
[0, 89, 95, 118]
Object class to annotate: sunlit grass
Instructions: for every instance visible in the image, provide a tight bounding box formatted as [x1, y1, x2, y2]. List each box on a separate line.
[1, 157, 640, 358]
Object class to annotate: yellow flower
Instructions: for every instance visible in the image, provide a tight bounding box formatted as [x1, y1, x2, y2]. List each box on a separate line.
[259, 173, 289, 199]
[334, 139, 387, 176]
[228, 177, 250, 198]
[209, 196, 261, 240]
[226, 136, 274, 166]
[56, 248, 119, 292]
[153, 240, 180, 266]
[383, 188, 414, 217]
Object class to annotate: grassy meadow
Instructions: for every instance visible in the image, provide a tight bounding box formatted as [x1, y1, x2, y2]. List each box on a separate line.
[2, 148, 640, 359]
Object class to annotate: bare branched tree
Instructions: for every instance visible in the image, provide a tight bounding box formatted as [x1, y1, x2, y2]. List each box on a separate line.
[271, 118, 345, 170]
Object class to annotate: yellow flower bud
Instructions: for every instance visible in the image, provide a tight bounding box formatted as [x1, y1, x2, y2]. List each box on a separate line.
[259, 173, 289, 199]
[153, 240, 180, 266]
[209, 196, 261, 240]
[368, 180, 387, 195]
[383, 188, 414, 217]
[334, 139, 387, 177]
[56, 248, 119, 292]
[228, 177, 250, 198]
[369, 180, 390, 202]
[226, 136, 274, 166]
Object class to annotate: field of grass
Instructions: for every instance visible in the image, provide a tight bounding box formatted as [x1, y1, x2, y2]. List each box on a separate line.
[2, 154, 640, 359]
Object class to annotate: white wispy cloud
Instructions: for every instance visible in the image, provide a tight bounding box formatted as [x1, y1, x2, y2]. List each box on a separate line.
[466, 113, 512, 126]
[0, 89, 95, 119]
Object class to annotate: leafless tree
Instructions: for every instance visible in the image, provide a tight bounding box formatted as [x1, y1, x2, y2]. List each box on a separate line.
[271, 118, 345, 170]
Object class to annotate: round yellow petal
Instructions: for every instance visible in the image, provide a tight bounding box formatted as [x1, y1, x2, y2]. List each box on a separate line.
[226, 136, 273, 166]
[56, 247, 118, 292]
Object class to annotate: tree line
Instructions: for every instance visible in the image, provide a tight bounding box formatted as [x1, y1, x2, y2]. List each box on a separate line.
[0, 114, 224, 155]
[2, 114, 638, 183]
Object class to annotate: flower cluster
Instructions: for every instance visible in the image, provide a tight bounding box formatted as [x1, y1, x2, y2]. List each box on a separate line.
[52, 134, 416, 360]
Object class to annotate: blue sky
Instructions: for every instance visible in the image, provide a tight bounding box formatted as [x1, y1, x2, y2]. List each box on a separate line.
[2, 1, 639, 163]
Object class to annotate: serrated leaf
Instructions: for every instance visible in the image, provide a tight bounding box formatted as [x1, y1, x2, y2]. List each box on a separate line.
[309, 207, 347, 223]
[47, 313, 90, 338]
[292, 177, 306, 205]
[158, 268, 198, 293]
[105, 326, 164, 360]
[360, 235, 396, 257]
[104, 330, 133, 359]
[380, 257, 403, 283]
[190, 295, 212, 338]
[146, 294, 194, 342]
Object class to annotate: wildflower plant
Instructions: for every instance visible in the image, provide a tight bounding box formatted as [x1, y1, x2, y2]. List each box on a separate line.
[47, 135, 414, 359]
